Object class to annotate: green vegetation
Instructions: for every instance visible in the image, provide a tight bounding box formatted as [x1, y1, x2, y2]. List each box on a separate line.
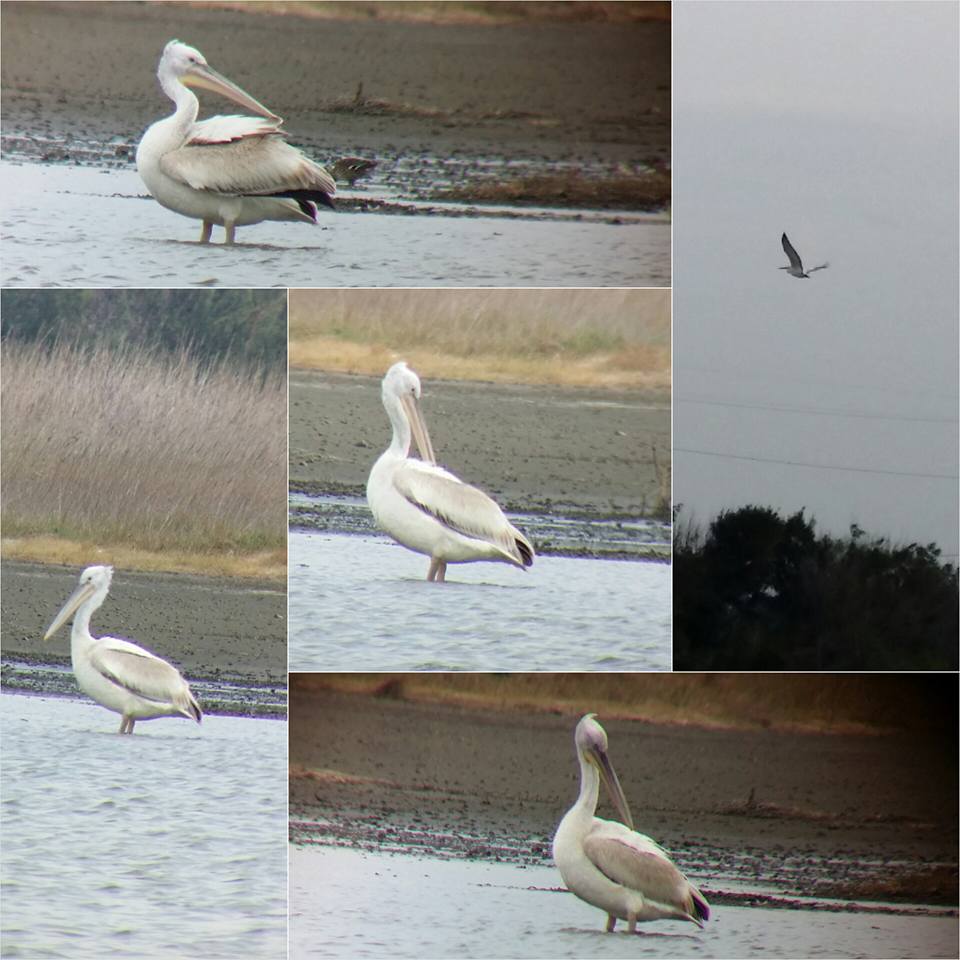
[673, 505, 958, 671]
[291, 672, 956, 736]
[1, 338, 286, 564]
[1, 289, 286, 375]
[289, 288, 670, 388]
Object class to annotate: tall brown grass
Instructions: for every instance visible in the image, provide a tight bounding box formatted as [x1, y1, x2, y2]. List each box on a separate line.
[1, 341, 286, 557]
[289, 288, 670, 389]
[292, 673, 950, 736]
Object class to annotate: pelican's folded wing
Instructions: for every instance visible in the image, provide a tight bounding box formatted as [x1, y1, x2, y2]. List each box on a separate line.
[90, 642, 187, 705]
[583, 823, 702, 920]
[162, 135, 336, 198]
[188, 114, 284, 144]
[394, 462, 532, 565]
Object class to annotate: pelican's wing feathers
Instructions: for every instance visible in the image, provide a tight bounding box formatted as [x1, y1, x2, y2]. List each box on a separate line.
[161, 134, 336, 198]
[187, 114, 283, 144]
[90, 638, 198, 715]
[394, 460, 532, 565]
[583, 820, 709, 924]
[781, 232, 803, 270]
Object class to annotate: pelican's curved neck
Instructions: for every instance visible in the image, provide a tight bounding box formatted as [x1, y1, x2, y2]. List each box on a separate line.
[69, 591, 104, 656]
[160, 73, 200, 131]
[384, 392, 412, 458]
[575, 751, 601, 819]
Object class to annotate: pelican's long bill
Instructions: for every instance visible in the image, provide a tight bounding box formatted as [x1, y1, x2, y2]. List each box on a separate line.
[43, 579, 97, 640]
[399, 391, 436, 465]
[585, 722, 636, 831]
[179, 58, 279, 121]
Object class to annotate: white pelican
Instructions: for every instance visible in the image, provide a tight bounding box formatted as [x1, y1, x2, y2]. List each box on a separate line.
[553, 714, 710, 933]
[366, 362, 535, 582]
[43, 565, 202, 734]
[780, 232, 829, 278]
[136, 40, 336, 244]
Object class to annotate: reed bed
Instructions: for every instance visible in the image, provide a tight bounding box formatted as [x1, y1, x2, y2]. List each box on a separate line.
[1, 341, 286, 561]
[289, 288, 670, 389]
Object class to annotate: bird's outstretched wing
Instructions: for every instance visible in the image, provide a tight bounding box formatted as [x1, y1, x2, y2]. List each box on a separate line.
[781, 232, 804, 271]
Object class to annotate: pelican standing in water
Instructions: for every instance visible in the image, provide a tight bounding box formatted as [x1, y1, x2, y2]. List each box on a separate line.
[43, 565, 202, 734]
[780, 232, 829, 278]
[366, 362, 535, 582]
[136, 40, 335, 244]
[553, 714, 709, 933]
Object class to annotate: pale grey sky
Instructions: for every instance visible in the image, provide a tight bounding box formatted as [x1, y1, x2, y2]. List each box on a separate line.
[673, 1, 959, 560]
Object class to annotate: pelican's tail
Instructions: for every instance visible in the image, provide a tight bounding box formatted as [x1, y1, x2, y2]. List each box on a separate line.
[514, 528, 535, 568]
[176, 687, 203, 724]
[687, 885, 710, 927]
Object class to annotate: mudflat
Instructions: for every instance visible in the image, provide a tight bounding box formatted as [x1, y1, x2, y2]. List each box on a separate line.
[1, 561, 286, 683]
[290, 368, 670, 516]
[290, 685, 958, 903]
[1, 2, 669, 171]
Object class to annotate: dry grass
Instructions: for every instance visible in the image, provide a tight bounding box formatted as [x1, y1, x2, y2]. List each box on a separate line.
[1, 341, 286, 559]
[289, 289, 670, 389]
[291, 673, 944, 736]
[1, 536, 286, 582]
[202, 2, 670, 26]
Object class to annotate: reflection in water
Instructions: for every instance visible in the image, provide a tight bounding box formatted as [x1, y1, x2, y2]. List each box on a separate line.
[290, 845, 958, 960]
[1, 163, 669, 288]
[1, 694, 286, 959]
[288, 530, 671, 671]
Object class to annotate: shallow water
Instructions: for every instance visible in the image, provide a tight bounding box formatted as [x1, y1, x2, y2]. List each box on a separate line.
[0, 161, 669, 288]
[290, 845, 958, 960]
[1, 693, 286, 959]
[290, 493, 671, 560]
[288, 530, 670, 671]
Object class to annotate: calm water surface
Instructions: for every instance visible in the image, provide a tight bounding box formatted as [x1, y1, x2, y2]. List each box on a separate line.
[288, 530, 671, 671]
[1, 162, 669, 288]
[1, 693, 286, 959]
[290, 846, 958, 960]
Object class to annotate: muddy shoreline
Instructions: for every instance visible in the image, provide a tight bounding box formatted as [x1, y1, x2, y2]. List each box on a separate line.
[289, 686, 958, 907]
[289, 369, 670, 518]
[1, 561, 287, 696]
[1, 2, 669, 195]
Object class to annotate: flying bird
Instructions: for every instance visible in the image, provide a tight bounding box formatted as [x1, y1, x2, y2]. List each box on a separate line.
[553, 714, 710, 933]
[137, 40, 336, 244]
[366, 362, 535, 582]
[780, 232, 829, 278]
[43, 565, 202, 734]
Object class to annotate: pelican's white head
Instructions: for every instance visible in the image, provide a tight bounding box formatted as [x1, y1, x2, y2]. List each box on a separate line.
[43, 565, 114, 641]
[382, 361, 421, 401]
[575, 714, 635, 830]
[156, 39, 279, 121]
[381, 362, 436, 464]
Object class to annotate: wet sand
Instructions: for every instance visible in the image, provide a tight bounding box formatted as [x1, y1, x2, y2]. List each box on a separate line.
[290, 685, 958, 904]
[1, 561, 286, 683]
[290, 369, 670, 517]
[1, 2, 669, 172]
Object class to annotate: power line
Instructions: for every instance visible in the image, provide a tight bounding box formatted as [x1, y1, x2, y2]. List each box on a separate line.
[677, 395, 958, 425]
[675, 446, 959, 479]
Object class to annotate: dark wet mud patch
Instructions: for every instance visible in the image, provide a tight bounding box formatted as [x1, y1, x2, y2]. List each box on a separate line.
[289, 492, 670, 561]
